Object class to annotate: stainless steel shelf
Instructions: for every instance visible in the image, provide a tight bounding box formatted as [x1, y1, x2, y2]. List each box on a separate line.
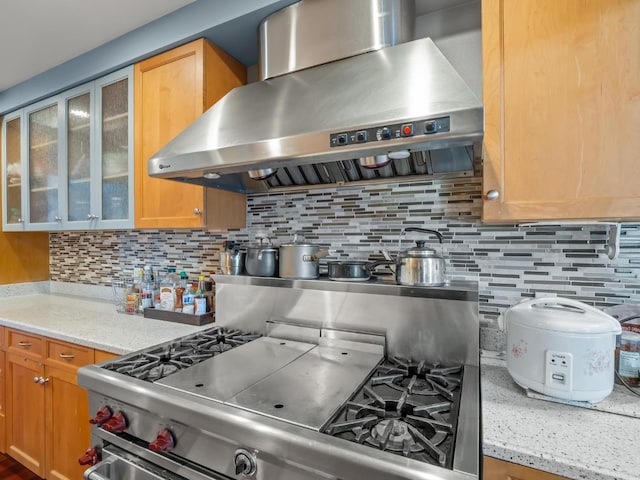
[214, 274, 478, 301]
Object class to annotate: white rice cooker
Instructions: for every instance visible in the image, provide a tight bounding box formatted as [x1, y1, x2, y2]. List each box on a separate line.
[505, 297, 621, 402]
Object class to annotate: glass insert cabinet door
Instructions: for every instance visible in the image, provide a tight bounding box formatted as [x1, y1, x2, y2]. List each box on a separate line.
[3, 115, 24, 227]
[28, 101, 60, 225]
[67, 92, 92, 222]
[100, 77, 129, 221]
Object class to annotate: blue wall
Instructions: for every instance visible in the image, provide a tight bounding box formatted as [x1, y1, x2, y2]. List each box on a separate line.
[0, 0, 297, 115]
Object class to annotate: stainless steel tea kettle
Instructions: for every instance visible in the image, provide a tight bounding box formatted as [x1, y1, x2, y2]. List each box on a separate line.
[388, 227, 446, 286]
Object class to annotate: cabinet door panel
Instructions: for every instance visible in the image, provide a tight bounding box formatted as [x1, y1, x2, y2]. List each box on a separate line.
[67, 91, 92, 223]
[45, 365, 92, 480]
[3, 116, 24, 228]
[28, 102, 60, 226]
[482, 0, 640, 222]
[135, 46, 205, 228]
[7, 353, 45, 477]
[100, 77, 130, 222]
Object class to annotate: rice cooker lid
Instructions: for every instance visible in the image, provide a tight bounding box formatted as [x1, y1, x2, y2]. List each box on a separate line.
[505, 297, 622, 334]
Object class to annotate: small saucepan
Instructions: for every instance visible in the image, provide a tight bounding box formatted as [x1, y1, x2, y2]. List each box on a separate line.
[327, 260, 392, 282]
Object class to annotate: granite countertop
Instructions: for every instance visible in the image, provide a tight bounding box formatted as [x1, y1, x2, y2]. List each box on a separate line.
[482, 354, 640, 480]
[0, 293, 212, 354]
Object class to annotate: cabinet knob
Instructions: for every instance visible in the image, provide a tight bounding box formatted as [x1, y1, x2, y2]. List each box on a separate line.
[193, 208, 202, 216]
[485, 190, 500, 201]
[39, 377, 49, 385]
[54, 216, 61, 222]
[33, 376, 40, 384]
[17, 217, 24, 223]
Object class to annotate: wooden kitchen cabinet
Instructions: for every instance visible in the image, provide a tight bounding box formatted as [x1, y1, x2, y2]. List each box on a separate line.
[0, 117, 50, 284]
[134, 38, 247, 229]
[5, 329, 96, 479]
[484, 456, 569, 480]
[6, 330, 46, 476]
[44, 339, 94, 480]
[481, 0, 640, 222]
[1, 67, 134, 231]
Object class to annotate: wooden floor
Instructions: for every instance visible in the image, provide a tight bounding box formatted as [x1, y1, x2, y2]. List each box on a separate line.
[0, 453, 42, 480]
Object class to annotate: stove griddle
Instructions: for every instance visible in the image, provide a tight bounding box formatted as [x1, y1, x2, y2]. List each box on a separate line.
[227, 344, 383, 430]
[157, 337, 314, 402]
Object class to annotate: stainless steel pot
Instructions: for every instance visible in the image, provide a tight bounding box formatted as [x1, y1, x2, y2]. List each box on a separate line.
[246, 238, 279, 277]
[327, 260, 391, 281]
[279, 233, 329, 279]
[394, 227, 446, 286]
[219, 241, 246, 275]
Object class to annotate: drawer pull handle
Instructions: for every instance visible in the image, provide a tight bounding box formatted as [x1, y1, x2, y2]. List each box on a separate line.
[59, 353, 76, 360]
[18, 341, 32, 347]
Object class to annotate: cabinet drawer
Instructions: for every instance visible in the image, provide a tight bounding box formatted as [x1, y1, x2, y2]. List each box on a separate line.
[46, 340, 94, 370]
[6, 330, 44, 359]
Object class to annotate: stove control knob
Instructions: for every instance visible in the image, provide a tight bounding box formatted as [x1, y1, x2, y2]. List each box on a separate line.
[89, 406, 113, 425]
[101, 412, 127, 433]
[234, 449, 257, 477]
[78, 447, 100, 466]
[149, 429, 175, 452]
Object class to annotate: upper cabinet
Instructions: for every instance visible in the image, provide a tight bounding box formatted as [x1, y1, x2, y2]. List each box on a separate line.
[1, 67, 133, 231]
[134, 39, 247, 230]
[482, 0, 640, 223]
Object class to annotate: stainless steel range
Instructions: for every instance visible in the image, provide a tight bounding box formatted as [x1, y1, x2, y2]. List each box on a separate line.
[78, 275, 479, 480]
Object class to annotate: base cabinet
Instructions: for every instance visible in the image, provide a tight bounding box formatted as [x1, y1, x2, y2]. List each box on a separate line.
[4, 329, 98, 480]
[484, 456, 568, 480]
[6, 330, 46, 476]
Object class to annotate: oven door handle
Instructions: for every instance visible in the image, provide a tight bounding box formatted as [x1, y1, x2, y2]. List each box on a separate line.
[83, 446, 188, 480]
[84, 456, 117, 480]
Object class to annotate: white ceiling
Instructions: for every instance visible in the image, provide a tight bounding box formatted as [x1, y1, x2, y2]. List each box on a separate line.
[0, 0, 195, 92]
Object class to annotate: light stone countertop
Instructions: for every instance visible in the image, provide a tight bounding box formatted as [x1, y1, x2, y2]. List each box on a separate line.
[482, 355, 640, 480]
[0, 293, 212, 355]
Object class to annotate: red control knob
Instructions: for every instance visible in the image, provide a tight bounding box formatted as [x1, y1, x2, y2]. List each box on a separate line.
[78, 447, 99, 466]
[149, 429, 175, 452]
[89, 406, 113, 425]
[101, 412, 127, 433]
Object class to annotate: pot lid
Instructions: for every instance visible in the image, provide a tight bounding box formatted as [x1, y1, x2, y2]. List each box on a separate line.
[399, 240, 442, 258]
[505, 297, 622, 334]
[281, 232, 319, 247]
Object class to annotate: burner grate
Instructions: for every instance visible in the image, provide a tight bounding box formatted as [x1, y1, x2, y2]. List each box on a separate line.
[323, 357, 463, 469]
[102, 327, 261, 382]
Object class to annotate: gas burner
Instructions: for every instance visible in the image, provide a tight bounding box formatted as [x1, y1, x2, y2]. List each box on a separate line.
[103, 327, 261, 382]
[323, 357, 463, 468]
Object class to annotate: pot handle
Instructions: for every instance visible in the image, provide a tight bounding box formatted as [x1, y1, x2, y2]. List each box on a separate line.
[365, 260, 395, 271]
[302, 249, 330, 262]
[524, 297, 622, 333]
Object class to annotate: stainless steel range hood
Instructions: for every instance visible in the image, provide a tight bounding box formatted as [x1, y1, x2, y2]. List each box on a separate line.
[148, 0, 483, 194]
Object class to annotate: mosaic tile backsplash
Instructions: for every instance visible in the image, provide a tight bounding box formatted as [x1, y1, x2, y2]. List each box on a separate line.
[49, 174, 640, 351]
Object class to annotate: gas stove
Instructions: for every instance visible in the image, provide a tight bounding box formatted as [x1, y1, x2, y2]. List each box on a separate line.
[78, 276, 479, 480]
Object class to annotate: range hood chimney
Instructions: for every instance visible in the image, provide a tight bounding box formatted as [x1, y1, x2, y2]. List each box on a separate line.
[148, 0, 484, 193]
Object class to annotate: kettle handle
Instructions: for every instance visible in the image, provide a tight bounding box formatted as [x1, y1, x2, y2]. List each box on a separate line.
[523, 297, 622, 333]
[403, 227, 443, 244]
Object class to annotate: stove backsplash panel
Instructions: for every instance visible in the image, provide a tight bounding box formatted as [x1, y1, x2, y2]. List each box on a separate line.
[49, 175, 640, 351]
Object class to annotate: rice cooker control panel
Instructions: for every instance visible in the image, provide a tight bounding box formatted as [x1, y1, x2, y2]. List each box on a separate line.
[545, 350, 573, 392]
[329, 116, 451, 148]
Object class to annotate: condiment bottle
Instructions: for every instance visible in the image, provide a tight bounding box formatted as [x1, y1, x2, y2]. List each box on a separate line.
[195, 275, 207, 314]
